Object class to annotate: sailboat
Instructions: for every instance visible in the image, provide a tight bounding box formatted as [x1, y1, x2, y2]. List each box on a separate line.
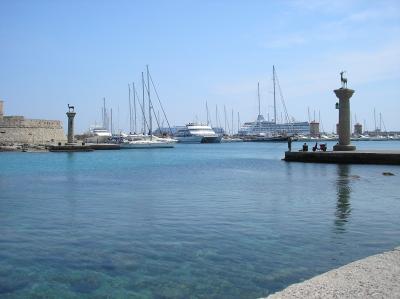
[120, 66, 177, 149]
[240, 66, 309, 140]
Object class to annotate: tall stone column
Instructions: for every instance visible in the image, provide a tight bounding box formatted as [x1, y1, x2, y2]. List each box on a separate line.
[333, 88, 356, 151]
[0, 100, 4, 121]
[66, 107, 76, 144]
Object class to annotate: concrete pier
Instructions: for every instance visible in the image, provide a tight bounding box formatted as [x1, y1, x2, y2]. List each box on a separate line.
[265, 247, 400, 299]
[333, 88, 356, 151]
[284, 150, 400, 165]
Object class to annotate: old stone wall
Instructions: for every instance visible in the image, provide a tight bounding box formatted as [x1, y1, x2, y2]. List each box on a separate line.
[0, 116, 66, 145]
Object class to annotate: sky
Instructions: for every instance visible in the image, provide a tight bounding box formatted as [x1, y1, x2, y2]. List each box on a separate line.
[1, 0, 399, 133]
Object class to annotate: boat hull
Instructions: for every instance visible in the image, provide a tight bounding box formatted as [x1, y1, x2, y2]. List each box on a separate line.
[201, 136, 222, 143]
[175, 136, 204, 143]
[242, 136, 289, 142]
[120, 143, 175, 149]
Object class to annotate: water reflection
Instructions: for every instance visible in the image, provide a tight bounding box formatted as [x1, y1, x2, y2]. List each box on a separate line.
[335, 164, 352, 232]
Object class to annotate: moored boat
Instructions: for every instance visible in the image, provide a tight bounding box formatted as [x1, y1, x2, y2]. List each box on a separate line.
[175, 123, 222, 143]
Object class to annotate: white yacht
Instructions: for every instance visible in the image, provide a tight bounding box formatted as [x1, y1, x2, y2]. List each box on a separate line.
[85, 126, 112, 143]
[174, 123, 222, 143]
[119, 134, 177, 149]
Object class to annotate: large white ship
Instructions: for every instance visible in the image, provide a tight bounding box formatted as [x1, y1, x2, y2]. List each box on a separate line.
[239, 66, 310, 138]
[174, 123, 222, 143]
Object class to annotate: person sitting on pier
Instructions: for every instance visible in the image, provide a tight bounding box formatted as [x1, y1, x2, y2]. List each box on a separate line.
[302, 143, 308, 152]
[288, 137, 292, 152]
[312, 142, 318, 152]
[320, 143, 327, 152]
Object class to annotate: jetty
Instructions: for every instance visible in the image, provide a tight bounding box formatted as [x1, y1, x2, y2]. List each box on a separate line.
[265, 247, 400, 299]
[285, 73, 400, 165]
[284, 150, 400, 165]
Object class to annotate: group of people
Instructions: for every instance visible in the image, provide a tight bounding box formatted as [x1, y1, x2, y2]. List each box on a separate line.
[287, 137, 327, 152]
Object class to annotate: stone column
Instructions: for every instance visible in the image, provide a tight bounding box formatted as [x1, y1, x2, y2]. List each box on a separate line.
[66, 110, 76, 144]
[333, 88, 356, 151]
[0, 100, 4, 121]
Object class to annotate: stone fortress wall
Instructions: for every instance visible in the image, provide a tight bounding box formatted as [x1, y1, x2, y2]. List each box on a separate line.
[0, 100, 67, 145]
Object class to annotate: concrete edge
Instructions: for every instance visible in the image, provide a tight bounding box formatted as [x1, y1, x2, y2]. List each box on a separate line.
[263, 247, 400, 299]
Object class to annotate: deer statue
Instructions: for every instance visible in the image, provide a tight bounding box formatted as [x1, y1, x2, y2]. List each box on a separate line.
[67, 104, 75, 112]
[340, 71, 347, 88]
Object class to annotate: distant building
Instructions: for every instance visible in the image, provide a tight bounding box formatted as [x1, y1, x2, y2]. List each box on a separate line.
[309, 121, 320, 137]
[0, 100, 66, 145]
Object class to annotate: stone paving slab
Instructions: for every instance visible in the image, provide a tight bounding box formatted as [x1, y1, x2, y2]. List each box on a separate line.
[265, 247, 400, 299]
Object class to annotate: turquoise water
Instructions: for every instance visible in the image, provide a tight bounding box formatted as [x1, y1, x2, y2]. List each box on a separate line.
[0, 141, 399, 298]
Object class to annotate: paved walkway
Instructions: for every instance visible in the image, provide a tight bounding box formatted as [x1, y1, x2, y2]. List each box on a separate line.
[265, 247, 400, 299]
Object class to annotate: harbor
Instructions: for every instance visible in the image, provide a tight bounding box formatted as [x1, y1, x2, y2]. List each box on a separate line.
[1, 1, 400, 298]
[1, 142, 399, 298]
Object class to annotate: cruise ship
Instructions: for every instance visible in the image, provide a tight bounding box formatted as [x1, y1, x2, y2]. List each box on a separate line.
[239, 115, 310, 136]
[174, 123, 222, 143]
[239, 66, 310, 138]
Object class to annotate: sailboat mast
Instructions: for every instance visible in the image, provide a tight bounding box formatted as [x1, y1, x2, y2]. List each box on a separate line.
[147, 65, 152, 137]
[224, 105, 227, 135]
[374, 108, 377, 133]
[215, 105, 218, 128]
[133, 82, 137, 134]
[206, 101, 209, 125]
[103, 98, 104, 129]
[142, 72, 146, 134]
[231, 109, 233, 136]
[237, 112, 240, 135]
[110, 108, 113, 135]
[128, 84, 132, 133]
[257, 82, 261, 116]
[273, 65, 277, 124]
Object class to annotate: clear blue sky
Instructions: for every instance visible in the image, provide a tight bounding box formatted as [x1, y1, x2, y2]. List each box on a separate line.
[1, 0, 399, 133]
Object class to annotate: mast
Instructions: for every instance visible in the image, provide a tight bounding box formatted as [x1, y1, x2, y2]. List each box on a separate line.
[133, 82, 137, 134]
[215, 105, 218, 128]
[206, 101, 209, 125]
[110, 108, 113, 135]
[103, 97, 107, 129]
[273, 65, 277, 124]
[128, 84, 132, 133]
[374, 108, 377, 134]
[147, 65, 152, 138]
[237, 112, 240, 135]
[224, 105, 227, 135]
[142, 72, 145, 134]
[379, 112, 382, 133]
[231, 109, 234, 136]
[257, 82, 261, 116]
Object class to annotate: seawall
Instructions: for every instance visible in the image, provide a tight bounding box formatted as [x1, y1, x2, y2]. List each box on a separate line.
[265, 247, 400, 299]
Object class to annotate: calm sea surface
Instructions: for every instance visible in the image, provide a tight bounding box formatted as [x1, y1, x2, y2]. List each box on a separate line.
[0, 141, 399, 299]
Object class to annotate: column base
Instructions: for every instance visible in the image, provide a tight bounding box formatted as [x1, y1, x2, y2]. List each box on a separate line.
[333, 144, 356, 151]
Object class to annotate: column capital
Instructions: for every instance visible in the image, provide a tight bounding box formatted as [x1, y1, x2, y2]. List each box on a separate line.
[334, 88, 355, 100]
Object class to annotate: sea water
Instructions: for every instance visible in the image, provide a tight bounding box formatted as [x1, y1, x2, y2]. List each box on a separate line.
[0, 141, 399, 298]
